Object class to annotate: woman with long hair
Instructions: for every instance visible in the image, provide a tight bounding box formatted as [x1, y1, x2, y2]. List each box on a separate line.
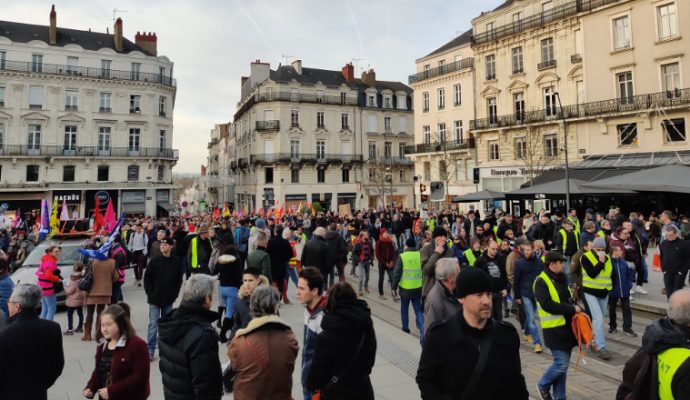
[36, 245, 62, 320]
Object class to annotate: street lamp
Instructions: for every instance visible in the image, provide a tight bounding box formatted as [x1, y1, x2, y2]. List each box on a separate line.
[553, 92, 571, 209]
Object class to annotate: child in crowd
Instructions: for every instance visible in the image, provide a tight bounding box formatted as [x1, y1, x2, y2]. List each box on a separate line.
[64, 262, 85, 335]
[608, 245, 637, 337]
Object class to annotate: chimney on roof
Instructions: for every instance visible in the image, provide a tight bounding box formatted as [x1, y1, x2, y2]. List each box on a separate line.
[113, 17, 123, 52]
[250, 60, 270, 86]
[135, 31, 157, 56]
[291, 59, 302, 75]
[49, 5, 57, 45]
[361, 68, 376, 88]
[342, 62, 354, 82]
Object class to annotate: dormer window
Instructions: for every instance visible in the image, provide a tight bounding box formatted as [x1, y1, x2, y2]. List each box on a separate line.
[368, 95, 376, 107]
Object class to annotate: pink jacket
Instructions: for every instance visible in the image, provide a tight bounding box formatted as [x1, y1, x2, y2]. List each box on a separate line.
[36, 255, 60, 295]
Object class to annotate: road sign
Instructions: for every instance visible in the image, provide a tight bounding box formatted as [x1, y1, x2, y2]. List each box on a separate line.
[430, 181, 445, 201]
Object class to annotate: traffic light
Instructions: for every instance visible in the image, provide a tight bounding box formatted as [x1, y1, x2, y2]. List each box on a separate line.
[420, 183, 426, 192]
[421, 194, 429, 202]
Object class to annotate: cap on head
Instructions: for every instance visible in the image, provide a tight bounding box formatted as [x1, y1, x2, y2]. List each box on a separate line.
[160, 237, 174, 246]
[255, 218, 266, 229]
[545, 251, 566, 264]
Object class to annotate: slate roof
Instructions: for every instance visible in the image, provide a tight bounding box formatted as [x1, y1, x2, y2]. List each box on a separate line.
[421, 28, 472, 59]
[270, 65, 412, 93]
[0, 20, 151, 55]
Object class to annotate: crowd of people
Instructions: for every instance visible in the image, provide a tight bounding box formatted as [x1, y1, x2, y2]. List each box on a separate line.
[0, 204, 689, 399]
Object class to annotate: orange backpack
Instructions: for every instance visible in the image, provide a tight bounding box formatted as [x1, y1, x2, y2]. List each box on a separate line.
[571, 311, 593, 371]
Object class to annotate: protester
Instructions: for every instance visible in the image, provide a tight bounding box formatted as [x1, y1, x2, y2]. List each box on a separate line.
[391, 237, 425, 342]
[580, 236, 614, 360]
[659, 225, 690, 298]
[420, 227, 455, 301]
[296, 267, 327, 400]
[187, 224, 214, 275]
[0, 284, 64, 400]
[302, 226, 331, 284]
[229, 267, 268, 340]
[474, 240, 509, 321]
[36, 245, 62, 320]
[608, 245, 637, 337]
[0, 251, 14, 323]
[158, 274, 223, 399]
[352, 230, 375, 296]
[307, 282, 377, 400]
[513, 241, 544, 352]
[416, 267, 529, 399]
[144, 237, 183, 360]
[375, 229, 398, 301]
[63, 262, 85, 335]
[127, 224, 148, 286]
[83, 303, 150, 400]
[213, 243, 243, 342]
[246, 230, 272, 282]
[325, 223, 349, 286]
[83, 253, 120, 342]
[423, 257, 460, 333]
[267, 226, 294, 302]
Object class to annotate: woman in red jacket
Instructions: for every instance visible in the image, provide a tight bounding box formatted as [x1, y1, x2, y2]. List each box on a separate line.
[84, 303, 150, 400]
[36, 245, 62, 320]
[375, 230, 398, 301]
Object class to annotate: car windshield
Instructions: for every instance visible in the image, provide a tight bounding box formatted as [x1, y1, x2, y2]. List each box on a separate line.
[22, 244, 83, 267]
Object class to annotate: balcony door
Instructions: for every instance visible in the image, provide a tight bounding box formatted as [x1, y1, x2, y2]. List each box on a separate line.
[264, 139, 275, 162]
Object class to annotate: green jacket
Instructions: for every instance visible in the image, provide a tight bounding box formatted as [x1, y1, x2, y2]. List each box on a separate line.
[247, 247, 272, 283]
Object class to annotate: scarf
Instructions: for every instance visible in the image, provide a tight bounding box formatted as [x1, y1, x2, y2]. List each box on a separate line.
[359, 239, 371, 263]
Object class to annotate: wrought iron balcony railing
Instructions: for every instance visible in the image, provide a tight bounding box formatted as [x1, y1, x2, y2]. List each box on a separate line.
[0, 145, 179, 159]
[380, 157, 415, 166]
[250, 153, 364, 164]
[571, 53, 582, 63]
[538, 59, 557, 70]
[255, 120, 280, 131]
[0, 59, 175, 87]
[471, 0, 624, 45]
[408, 58, 475, 84]
[470, 88, 690, 130]
[404, 138, 476, 155]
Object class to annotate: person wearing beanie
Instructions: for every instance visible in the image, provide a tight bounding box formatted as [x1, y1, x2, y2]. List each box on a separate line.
[580, 236, 614, 361]
[391, 237, 425, 344]
[473, 240, 509, 322]
[534, 251, 581, 400]
[417, 267, 528, 400]
[247, 218, 271, 256]
[420, 226, 456, 301]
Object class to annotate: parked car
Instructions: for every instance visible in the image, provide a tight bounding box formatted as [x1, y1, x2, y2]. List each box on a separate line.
[11, 235, 90, 305]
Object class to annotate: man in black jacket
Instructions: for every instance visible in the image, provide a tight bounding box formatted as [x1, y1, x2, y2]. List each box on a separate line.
[474, 241, 509, 321]
[301, 227, 330, 286]
[416, 267, 528, 400]
[145, 237, 183, 360]
[660, 225, 690, 298]
[325, 223, 348, 287]
[159, 274, 223, 400]
[0, 284, 64, 400]
[529, 215, 556, 250]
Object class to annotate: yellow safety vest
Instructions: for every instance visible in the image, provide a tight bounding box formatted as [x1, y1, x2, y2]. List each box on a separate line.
[425, 219, 436, 231]
[190, 237, 214, 269]
[581, 251, 613, 291]
[559, 229, 579, 253]
[568, 216, 581, 236]
[658, 347, 690, 400]
[596, 230, 605, 239]
[533, 271, 571, 329]
[399, 251, 423, 290]
[463, 249, 481, 267]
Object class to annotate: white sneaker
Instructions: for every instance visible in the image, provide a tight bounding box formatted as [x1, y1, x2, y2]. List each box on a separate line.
[635, 285, 648, 295]
[629, 294, 635, 302]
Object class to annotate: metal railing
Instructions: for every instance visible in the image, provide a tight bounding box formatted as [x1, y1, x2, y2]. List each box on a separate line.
[408, 58, 475, 84]
[250, 153, 364, 164]
[0, 145, 178, 159]
[571, 54, 582, 63]
[403, 138, 476, 155]
[470, 88, 690, 130]
[256, 91, 359, 106]
[538, 59, 557, 70]
[380, 156, 415, 166]
[0, 59, 175, 87]
[255, 120, 280, 131]
[472, 0, 624, 45]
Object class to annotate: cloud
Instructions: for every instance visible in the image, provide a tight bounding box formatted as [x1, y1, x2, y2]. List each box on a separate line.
[5, 0, 503, 172]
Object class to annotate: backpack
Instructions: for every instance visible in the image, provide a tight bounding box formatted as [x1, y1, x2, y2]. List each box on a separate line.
[571, 311, 594, 371]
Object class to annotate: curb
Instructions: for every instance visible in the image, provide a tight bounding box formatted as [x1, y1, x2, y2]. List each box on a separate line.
[630, 301, 665, 315]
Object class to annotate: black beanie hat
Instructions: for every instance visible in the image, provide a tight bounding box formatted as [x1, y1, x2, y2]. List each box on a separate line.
[454, 267, 492, 298]
[405, 237, 416, 248]
[432, 227, 447, 239]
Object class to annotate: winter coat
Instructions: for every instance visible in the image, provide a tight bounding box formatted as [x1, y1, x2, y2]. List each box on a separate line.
[0, 274, 14, 319]
[513, 254, 544, 301]
[617, 318, 690, 400]
[227, 315, 299, 400]
[229, 275, 269, 340]
[158, 301, 223, 400]
[555, 229, 579, 257]
[36, 254, 61, 296]
[64, 279, 85, 308]
[375, 236, 397, 270]
[302, 296, 327, 389]
[246, 246, 272, 283]
[85, 335, 150, 400]
[610, 257, 636, 300]
[391, 249, 423, 299]
[609, 234, 641, 265]
[307, 299, 377, 400]
[420, 243, 456, 298]
[416, 313, 529, 400]
[527, 221, 556, 247]
[186, 236, 213, 274]
[352, 238, 374, 264]
[423, 280, 461, 334]
[215, 252, 243, 288]
[267, 236, 293, 282]
[325, 230, 348, 269]
[580, 250, 612, 299]
[301, 235, 330, 277]
[579, 230, 596, 248]
[144, 254, 183, 307]
[86, 259, 119, 305]
[474, 253, 508, 293]
[533, 268, 578, 351]
[0, 310, 64, 400]
[660, 238, 690, 275]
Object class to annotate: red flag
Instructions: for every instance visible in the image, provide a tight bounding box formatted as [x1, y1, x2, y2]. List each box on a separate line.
[278, 205, 285, 219]
[259, 208, 265, 217]
[267, 208, 274, 218]
[93, 197, 104, 233]
[212, 207, 221, 220]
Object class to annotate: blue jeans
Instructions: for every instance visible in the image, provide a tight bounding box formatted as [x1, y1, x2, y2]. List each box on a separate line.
[304, 389, 312, 400]
[521, 297, 542, 345]
[357, 261, 370, 291]
[40, 294, 56, 320]
[287, 266, 298, 287]
[219, 286, 239, 319]
[539, 349, 572, 400]
[148, 304, 173, 354]
[584, 293, 608, 350]
[401, 297, 425, 344]
[641, 257, 649, 282]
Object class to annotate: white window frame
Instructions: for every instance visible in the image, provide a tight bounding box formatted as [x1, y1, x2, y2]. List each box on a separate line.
[488, 140, 500, 161]
[514, 92, 525, 120]
[515, 137, 527, 160]
[341, 113, 349, 130]
[657, 2, 679, 41]
[159, 130, 166, 150]
[616, 71, 634, 104]
[316, 140, 326, 159]
[101, 59, 111, 78]
[486, 54, 496, 80]
[317, 112, 325, 129]
[438, 123, 447, 143]
[100, 92, 112, 112]
[130, 95, 141, 113]
[612, 14, 632, 51]
[129, 128, 141, 152]
[98, 127, 111, 151]
[291, 110, 299, 127]
[544, 134, 558, 158]
[423, 125, 430, 144]
[541, 37, 554, 62]
[453, 84, 462, 106]
[454, 120, 463, 142]
[660, 62, 681, 94]
[28, 124, 41, 151]
[422, 91, 430, 112]
[290, 140, 300, 158]
[487, 97, 497, 123]
[131, 62, 141, 80]
[64, 125, 77, 151]
[159, 96, 166, 116]
[512, 46, 524, 73]
[65, 89, 78, 110]
[544, 86, 558, 117]
[384, 117, 392, 133]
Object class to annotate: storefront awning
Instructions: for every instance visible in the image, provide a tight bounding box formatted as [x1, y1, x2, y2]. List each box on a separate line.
[157, 202, 175, 211]
[452, 190, 504, 203]
[506, 178, 636, 198]
[581, 165, 690, 194]
[121, 203, 145, 214]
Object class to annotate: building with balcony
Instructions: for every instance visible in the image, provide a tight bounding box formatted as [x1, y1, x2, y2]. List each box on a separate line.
[232, 60, 414, 212]
[0, 6, 177, 217]
[407, 29, 478, 209]
[204, 122, 234, 208]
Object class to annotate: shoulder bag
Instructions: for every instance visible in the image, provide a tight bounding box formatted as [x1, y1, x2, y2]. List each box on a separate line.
[458, 326, 496, 400]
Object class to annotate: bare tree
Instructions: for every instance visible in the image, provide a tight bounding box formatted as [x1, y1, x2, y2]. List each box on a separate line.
[366, 157, 393, 209]
[427, 130, 466, 207]
[502, 126, 561, 186]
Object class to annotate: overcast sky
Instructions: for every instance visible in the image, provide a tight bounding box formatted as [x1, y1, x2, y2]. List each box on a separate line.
[6, 0, 503, 173]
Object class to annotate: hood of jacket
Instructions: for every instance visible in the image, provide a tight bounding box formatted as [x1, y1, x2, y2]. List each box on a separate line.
[158, 301, 219, 345]
[234, 314, 292, 338]
[642, 317, 690, 355]
[238, 275, 269, 299]
[321, 298, 373, 334]
[325, 231, 341, 242]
